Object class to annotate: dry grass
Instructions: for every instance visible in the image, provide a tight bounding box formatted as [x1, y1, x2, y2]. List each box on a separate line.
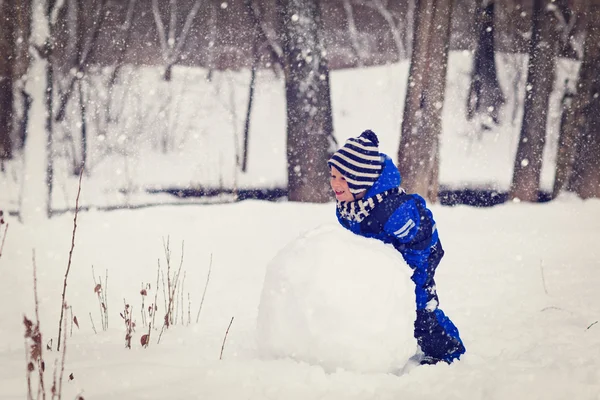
[0, 209, 8, 260]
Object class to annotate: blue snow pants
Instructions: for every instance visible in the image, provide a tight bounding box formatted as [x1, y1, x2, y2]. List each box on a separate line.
[403, 240, 465, 363]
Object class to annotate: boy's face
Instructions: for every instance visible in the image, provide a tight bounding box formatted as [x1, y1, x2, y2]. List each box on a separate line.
[330, 166, 364, 202]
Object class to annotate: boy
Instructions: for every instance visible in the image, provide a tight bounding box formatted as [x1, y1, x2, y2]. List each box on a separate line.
[328, 130, 465, 365]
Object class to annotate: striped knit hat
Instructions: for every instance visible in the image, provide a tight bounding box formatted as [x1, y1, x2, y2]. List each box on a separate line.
[328, 130, 383, 195]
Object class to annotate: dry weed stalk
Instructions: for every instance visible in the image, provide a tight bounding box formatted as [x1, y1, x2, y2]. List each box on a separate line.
[54, 304, 69, 399]
[142, 260, 162, 348]
[220, 317, 234, 360]
[0, 209, 8, 260]
[187, 293, 191, 326]
[24, 251, 46, 400]
[120, 300, 135, 349]
[25, 252, 79, 400]
[140, 282, 150, 327]
[162, 238, 185, 327]
[69, 306, 79, 337]
[91, 266, 109, 331]
[178, 271, 186, 325]
[57, 167, 84, 352]
[88, 313, 97, 334]
[196, 254, 213, 323]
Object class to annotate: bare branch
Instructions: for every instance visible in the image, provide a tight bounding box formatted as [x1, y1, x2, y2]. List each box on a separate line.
[57, 305, 69, 397]
[247, 0, 283, 66]
[152, 0, 169, 59]
[169, 0, 178, 50]
[195, 254, 212, 323]
[219, 317, 234, 360]
[57, 166, 84, 352]
[171, 0, 204, 62]
[89, 312, 97, 334]
[121, 0, 138, 30]
[368, 0, 406, 59]
[341, 0, 364, 66]
[0, 222, 8, 259]
[79, 0, 109, 68]
[55, 0, 109, 122]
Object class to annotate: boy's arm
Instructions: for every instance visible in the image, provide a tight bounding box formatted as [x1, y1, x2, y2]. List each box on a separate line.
[382, 195, 436, 249]
[382, 200, 422, 244]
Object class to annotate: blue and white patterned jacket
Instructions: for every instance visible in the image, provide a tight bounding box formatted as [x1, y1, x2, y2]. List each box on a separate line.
[335, 154, 439, 266]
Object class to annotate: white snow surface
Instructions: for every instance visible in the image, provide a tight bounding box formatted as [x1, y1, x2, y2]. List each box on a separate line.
[257, 224, 416, 374]
[1, 197, 600, 399]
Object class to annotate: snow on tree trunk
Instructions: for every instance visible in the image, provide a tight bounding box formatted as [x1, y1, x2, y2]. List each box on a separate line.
[568, 1, 600, 199]
[20, 0, 55, 222]
[397, 0, 454, 202]
[278, 0, 334, 203]
[466, 0, 505, 128]
[0, 0, 16, 160]
[510, 0, 558, 202]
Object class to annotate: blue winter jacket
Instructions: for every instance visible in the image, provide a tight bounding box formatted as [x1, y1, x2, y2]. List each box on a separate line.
[335, 154, 439, 260]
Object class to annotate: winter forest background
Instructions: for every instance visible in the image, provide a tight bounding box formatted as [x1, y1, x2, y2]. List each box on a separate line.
[1, 0, 599, 218]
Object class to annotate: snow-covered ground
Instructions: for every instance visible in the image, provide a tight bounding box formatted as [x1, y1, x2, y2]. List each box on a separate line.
[1, 196, 599, 399]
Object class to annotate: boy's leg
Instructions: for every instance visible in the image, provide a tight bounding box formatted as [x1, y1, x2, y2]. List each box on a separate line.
[409, 241, 465, 363]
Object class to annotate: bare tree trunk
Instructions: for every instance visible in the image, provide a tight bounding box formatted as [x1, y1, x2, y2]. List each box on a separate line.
[552, 76, 579, 198]
[241, 0, 261, 173]
[568, 1, 600, 199]
[13, 0, 32, 151]
[466, 0, 504, 127]
[77, 79, 87, 174]
[278, 0, 334, 203]
[510, 0, 558, 202]
[398, 0, 454, 202]
[0, 0, 16, 160]
[45, 36, 55, 219]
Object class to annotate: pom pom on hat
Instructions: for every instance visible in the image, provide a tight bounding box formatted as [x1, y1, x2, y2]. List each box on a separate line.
[328, 130, 383, 195]
[360, 129, 379, 146]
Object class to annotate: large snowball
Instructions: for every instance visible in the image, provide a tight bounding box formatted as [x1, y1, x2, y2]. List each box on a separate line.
[257, 224, 417, 374]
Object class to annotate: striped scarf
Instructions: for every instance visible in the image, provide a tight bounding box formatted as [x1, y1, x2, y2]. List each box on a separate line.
[337, 187, 403, 223]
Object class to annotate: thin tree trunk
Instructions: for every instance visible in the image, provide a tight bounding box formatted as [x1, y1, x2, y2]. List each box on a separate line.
[0, 0, 16, 160]
[13, 0, 32, 150]
[466, 0, 504, 127]
[398, 0, 454, 202]
[45, 53, 55, 218]
[55, 0, 108, 123]
[398, 0, 435, 197]
[78, 79, 87, 174]
[278, 0, 334, 203]
[568, 1, 600, 199]
[241, 0, 261, 172]
[552, 78, 579, 198]
[105, 0, 138, 122]
[510, 0, 558, 202]
[45, 0, 59, 218]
